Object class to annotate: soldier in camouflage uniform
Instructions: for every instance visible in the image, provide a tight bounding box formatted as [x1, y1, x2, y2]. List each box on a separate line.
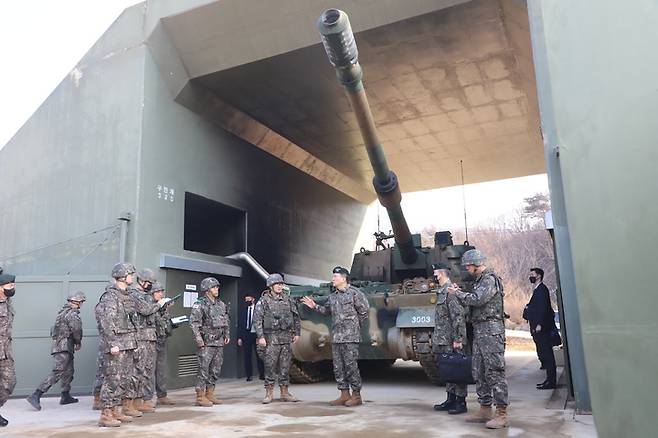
[448, 249, 509, 429]
[190, 277, 230, 407]
[129, 268, 166, 413]
[26, 291, 86, 410]
[254, 273, 301, 404]
[0, 273, 17, 427]
[150, 281, 176, 406]
[431, 263, 469, 415]
[302, 266, 369, 407]
[95, 263, 168, 427]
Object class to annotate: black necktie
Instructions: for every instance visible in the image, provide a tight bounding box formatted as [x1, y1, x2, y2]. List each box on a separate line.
[247, 305, 253, 330]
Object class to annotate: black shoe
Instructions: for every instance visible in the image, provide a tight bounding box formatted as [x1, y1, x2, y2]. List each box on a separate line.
[536, 380, 548, 388]
[448, 396, 467, 415]
[259, 375, 265, 380]
[60, 391, 79, 405]
[27, 389, 43, 411]
[537, 382, 556, 390]
[433, 392, 456, 411]
[540, 365, 545, 370]
[0, 414, 8, 427]
[246, 376, 253, 382]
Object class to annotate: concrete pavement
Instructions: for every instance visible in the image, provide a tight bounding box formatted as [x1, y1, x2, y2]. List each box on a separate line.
[0, 352, 596, 437]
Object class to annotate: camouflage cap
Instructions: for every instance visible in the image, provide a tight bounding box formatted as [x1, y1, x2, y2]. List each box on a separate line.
[137, 268, 157, 283]
[150, 281, 165, 293]
[111, 262, 137, 279]
[67, 291, 87, 302]
[461, 249, 486, 266]
[332, 266, 350, 276]
[200, 277, 220, 292]
[266, 273, 284, 287]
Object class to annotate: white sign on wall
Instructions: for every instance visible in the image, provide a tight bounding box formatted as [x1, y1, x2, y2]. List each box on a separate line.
[183, 291, 198, 308]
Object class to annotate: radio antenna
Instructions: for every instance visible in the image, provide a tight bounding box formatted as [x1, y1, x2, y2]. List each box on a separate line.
[460, 160, 469, 245]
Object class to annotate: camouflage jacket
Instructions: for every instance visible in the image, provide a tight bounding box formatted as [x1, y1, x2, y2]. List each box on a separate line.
[433, 282, 466, 346]
[254, 290, 301, 345]
[455, 268, 505, 336]
[150, 294, 172, 343]
[314, 285, 369, 344]
[96, 283, 138, 352]
[0, 298, 14, 360]
[129, 285, 161, 342]
[50, 303, 83, 354]
[190, 295, 230, 347]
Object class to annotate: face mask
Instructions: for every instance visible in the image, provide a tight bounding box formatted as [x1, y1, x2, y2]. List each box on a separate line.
[529, 277, 537, 284]
[142, 282, 152, 292]
[3, 288, 16, 297]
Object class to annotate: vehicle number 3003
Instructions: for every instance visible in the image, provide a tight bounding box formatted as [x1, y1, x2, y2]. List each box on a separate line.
[411, 315, 431, 324]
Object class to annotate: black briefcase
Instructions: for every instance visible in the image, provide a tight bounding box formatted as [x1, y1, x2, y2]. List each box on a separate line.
[437, 352, 475, 384]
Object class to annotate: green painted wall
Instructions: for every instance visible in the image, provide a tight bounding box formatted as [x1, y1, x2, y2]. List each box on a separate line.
[530, 1, 658, 436]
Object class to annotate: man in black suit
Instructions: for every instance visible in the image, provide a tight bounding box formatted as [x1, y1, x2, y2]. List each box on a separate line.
[524, 268, 557, 389]
[237, 295, 264, 381]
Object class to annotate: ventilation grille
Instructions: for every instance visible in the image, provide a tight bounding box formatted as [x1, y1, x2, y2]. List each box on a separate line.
[177, 354, 199, 377]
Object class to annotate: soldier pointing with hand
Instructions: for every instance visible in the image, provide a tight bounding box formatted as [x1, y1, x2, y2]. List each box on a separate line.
[302, 266, 369, 407]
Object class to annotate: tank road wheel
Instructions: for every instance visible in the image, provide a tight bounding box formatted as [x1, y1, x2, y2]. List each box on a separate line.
[289, 359, 333, 384]
[412, 330, 446, 386]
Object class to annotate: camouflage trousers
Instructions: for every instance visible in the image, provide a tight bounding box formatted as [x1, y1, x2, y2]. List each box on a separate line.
[472, 333, 508, 406]
[100, 349, 139, 408]
[153, 341, 168, 398]
[264, 342, 292, 387]
[332, 342, 361, 391]
[92, 349, 104, 396]
[433, 345, 468, 398]
[136, 340, 157, 400]
[195, 346, 224, 391]
[37, 352, 74, 393]
[0, 358, 16, 407]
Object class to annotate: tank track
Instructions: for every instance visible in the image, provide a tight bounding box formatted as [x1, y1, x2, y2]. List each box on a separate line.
[289, 359, 333, 384]
[412, 329, 445, 385]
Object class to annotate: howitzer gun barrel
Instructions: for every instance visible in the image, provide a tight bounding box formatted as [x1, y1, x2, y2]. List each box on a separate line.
[317, 9, 418, 264]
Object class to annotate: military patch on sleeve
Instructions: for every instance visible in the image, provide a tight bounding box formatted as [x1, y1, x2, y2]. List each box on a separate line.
[192, 303, 200, 309]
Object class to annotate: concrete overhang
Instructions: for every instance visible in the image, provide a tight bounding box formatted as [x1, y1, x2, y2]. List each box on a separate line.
[146, 0, 543, 202]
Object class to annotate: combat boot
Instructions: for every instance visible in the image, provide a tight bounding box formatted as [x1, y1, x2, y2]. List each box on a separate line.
[486, 405, 509, 429]
[206, 386, 223, 404]
[60, 391, 79, 405]
[98, 408, 121, 427]
[262, 385, 274, 404]
[329, 389, 351, 406]
[344, 390, 362, 407]
[448, 396, 467, 415]
[92, 393, 102, 410]
[279, 385, 299, 402]
[465, 404, 493, 423]
[134, 397, 155, 413]
[26, 389, 44, 411]
[433, 392, 456, 411]
[111, 406, 133, 423]
[0, 414, 7, 427]
[157, 396, 176, 406]
[122, 399, 143, 417]
[140, 400, 155, 413]
[195, 388, 213, 407]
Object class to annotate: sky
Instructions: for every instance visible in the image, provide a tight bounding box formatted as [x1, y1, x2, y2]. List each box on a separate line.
[0, 1, 550, 248]
[0, 0, 138, 149]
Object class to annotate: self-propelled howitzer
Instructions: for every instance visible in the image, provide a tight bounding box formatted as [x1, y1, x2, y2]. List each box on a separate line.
[287, 9, 474, 385]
